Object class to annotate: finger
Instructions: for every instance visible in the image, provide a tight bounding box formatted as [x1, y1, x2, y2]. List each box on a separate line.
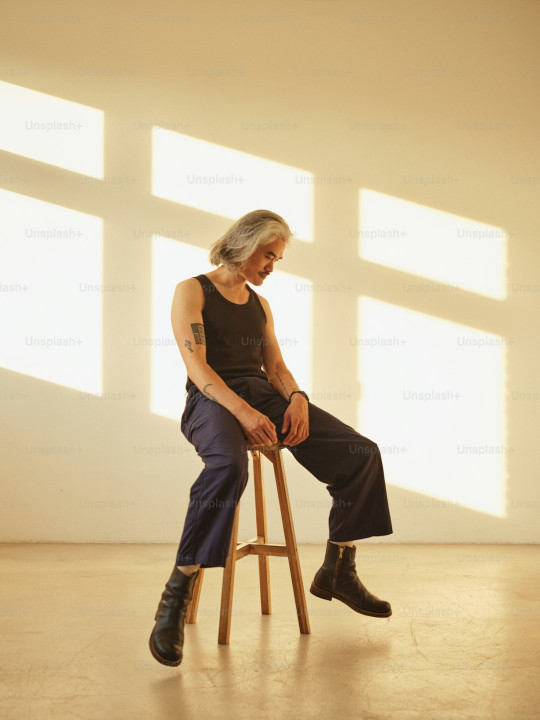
[283, 429, 300, 445]
[283, 422, 297, 439]
[262, 427, 277, 445]
[267, 424, 278, 443]
[285, 437, 301, 447]
[285, 427, 308, 446]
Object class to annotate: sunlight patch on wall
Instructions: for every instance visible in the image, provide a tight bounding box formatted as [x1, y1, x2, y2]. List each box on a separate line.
[151, 237, 312, 420]
[359, 189, 507, 299]
[152, 128, 313, 241]
[0, 81, 103, 178]
[357, 297, 507, 517]
[0, 189, 102, 393]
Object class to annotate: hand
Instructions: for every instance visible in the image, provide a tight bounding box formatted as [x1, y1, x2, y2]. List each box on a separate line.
[236, 406, 278, 447]
[281, 396, 309, 446]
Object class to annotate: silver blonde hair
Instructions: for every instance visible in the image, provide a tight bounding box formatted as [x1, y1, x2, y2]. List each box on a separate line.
[209, 209, 292, 273]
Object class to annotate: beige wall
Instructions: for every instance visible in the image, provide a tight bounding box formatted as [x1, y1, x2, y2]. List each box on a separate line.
[1, 0, 539, 544]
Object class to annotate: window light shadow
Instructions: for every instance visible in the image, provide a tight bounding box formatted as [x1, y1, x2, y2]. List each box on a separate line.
[357, 296, 507, 518]
[0, 189, 102, 394]
[0, 80, 103, 178]
[359, 188, 507, 300]
[151, 127, 313, 241]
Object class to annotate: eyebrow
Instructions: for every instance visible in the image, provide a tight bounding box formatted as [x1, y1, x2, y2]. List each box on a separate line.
[266, 251, 283, 260]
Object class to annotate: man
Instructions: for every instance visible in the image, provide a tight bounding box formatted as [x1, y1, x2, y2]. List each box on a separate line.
[149, 209, 393, 667]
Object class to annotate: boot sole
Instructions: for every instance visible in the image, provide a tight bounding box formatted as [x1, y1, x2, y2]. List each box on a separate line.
[310, 582, 392, 618]
[149, 631, 183, 667]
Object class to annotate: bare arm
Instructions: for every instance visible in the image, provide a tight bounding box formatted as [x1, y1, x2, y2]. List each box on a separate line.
[259, 295, 306, 403]
[259, 295, 309, 446]
[171, 279, 277, 445]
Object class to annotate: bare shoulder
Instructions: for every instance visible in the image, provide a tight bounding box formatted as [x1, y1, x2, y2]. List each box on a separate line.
[173, 276, 204, 312]
[256, 291, 269, 308]
[175, 276, 201, 292]
[256, 292, 274, 324]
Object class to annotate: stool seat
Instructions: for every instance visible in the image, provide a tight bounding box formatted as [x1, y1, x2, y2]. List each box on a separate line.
[247, 441, 285, 452]
[186, 441, 311, 644]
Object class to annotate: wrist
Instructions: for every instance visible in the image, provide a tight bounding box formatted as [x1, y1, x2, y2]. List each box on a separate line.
[230, 395, 252, 419]
[289, 390, 309, 403]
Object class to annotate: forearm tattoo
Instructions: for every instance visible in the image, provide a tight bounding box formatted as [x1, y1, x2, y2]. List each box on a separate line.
[276, 372, 288, 396]
[203, 383, 217, 402]
[184, 339, 193, 353]
[191, 323, 206, 345]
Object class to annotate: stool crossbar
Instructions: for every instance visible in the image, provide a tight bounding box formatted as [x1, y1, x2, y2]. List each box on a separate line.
[186, 442, 311, 644]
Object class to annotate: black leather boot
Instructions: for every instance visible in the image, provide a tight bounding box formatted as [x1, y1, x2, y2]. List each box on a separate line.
[149, 566, 199, 666]
[310, 540, 391, 618]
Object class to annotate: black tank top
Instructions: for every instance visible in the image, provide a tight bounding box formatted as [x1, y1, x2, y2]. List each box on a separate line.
[185, 274, 269, 391]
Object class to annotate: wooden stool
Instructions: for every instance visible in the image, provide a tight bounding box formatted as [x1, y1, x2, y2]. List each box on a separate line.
[185, 441, 311, 644]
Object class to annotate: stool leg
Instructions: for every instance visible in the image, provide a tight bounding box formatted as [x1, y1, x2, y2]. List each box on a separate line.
[252, 449, 271, 615]
[218, 502, 240, 644]
[186, 567, 205, 624]
[270, 450, 311, 635]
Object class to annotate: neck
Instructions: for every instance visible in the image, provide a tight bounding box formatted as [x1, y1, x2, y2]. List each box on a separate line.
[207, 266, 246, 290]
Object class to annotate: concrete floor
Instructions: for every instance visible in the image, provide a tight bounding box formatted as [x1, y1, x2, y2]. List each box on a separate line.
[1, 543, 539, 720]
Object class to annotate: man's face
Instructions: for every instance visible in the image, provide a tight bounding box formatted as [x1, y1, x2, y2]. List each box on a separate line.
[240, 237, 286, 286]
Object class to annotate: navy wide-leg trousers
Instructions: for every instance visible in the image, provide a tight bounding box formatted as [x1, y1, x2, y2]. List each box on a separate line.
[176, 376, 393, 568]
